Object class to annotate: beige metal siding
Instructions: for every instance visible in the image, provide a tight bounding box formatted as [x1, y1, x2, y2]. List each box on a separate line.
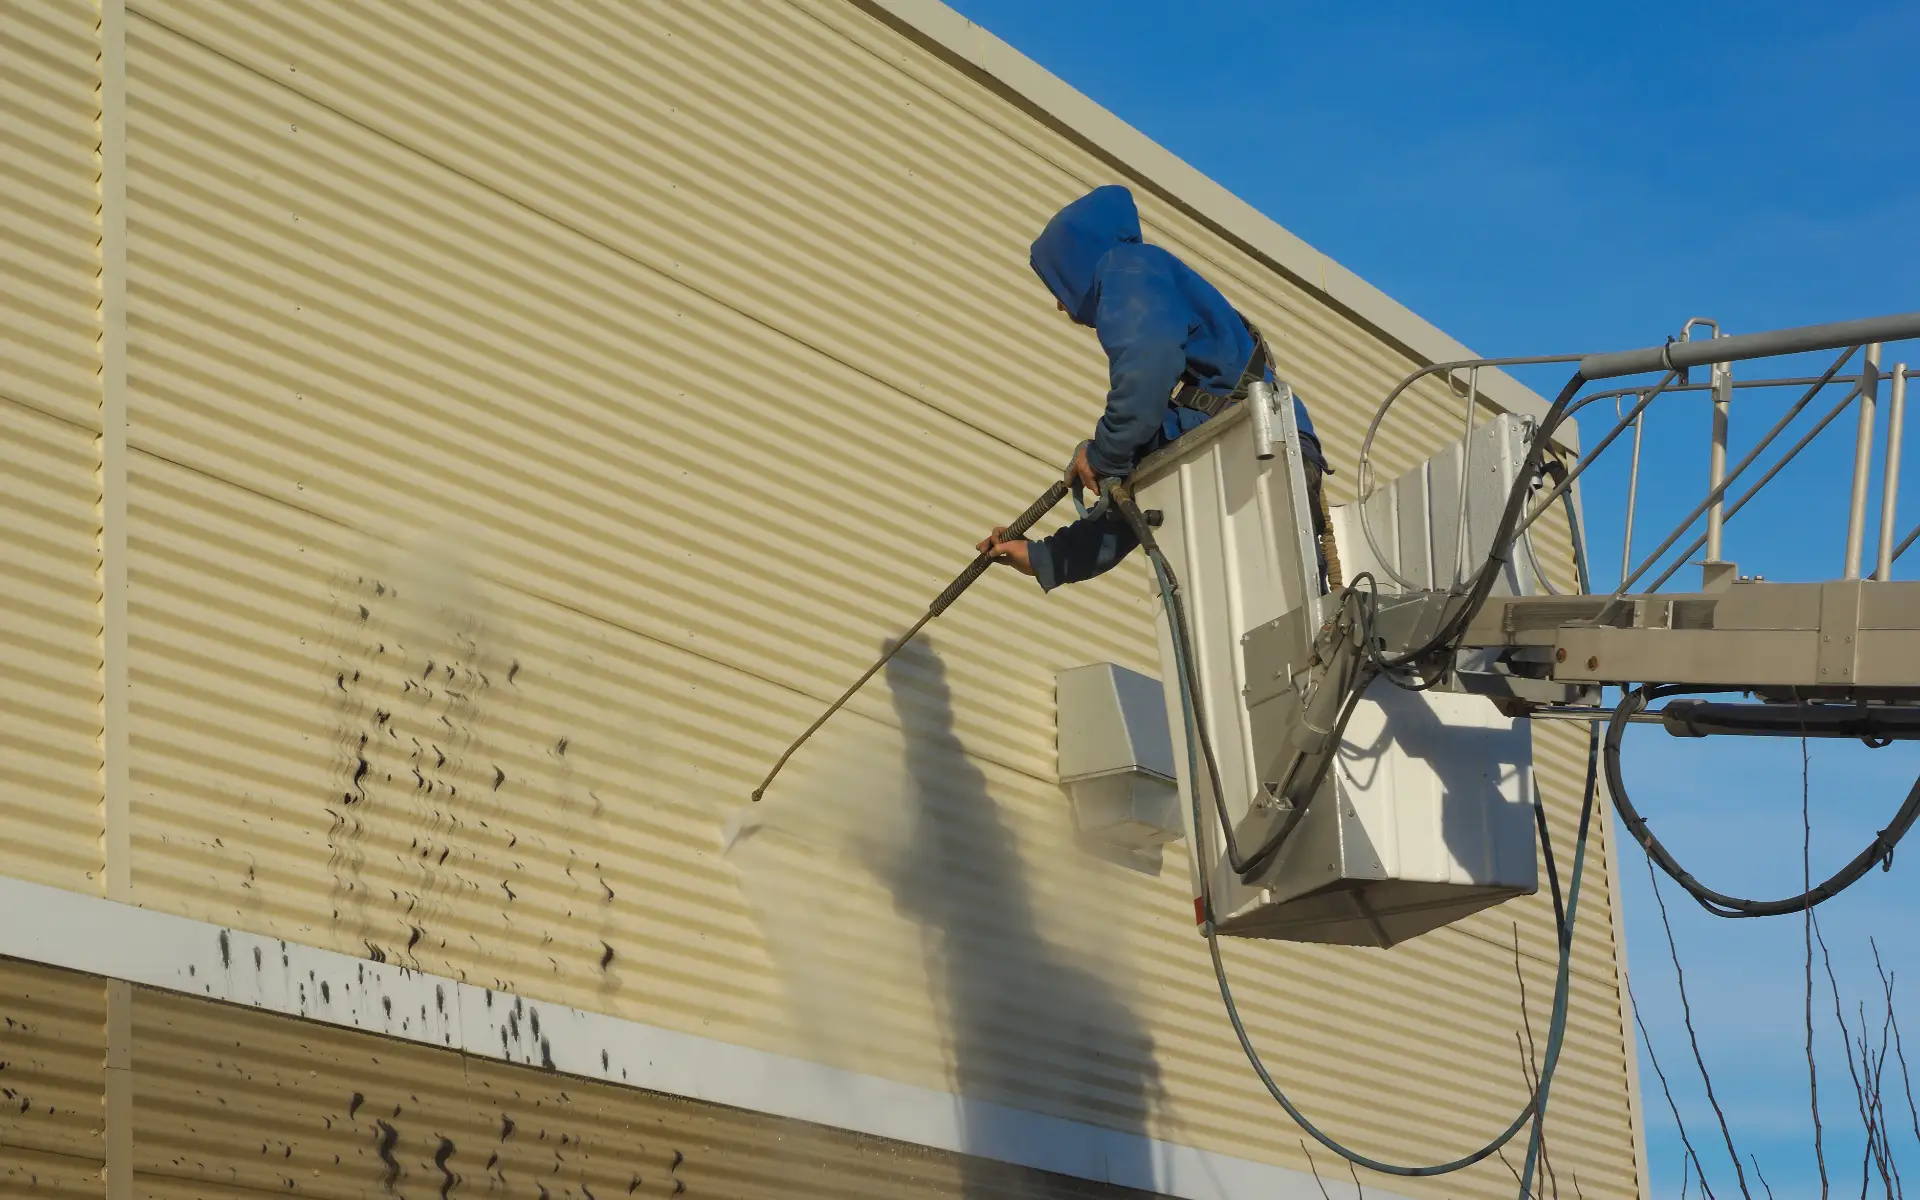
[0, 0, 1638, 1195]
[0, 402, 105, 893]
[131, 982, 1156, 1199]
[0, 0, 104, 894]
[0, 959, 107, 1197]
[1, 0, 100, 432]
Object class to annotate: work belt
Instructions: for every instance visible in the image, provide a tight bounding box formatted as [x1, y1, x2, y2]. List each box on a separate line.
[1169, 314, 1275, 419]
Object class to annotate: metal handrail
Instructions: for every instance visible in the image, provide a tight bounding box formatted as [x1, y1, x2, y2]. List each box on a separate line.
[1643, 380, 1868, 592]
[1615, 346, 1858, 595]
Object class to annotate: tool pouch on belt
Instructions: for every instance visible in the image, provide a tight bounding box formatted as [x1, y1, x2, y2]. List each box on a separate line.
[1169, 313, 1274, 418]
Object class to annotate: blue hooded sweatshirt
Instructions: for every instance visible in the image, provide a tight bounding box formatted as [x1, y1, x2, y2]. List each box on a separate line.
[1024, 185, 1325, 591]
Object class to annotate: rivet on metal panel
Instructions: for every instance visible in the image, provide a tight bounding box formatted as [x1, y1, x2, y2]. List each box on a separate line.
[1587, 656, 1600, 670]
[1556, 648, 1567, 663]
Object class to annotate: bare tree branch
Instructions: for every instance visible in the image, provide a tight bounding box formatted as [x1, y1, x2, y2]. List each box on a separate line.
[1513, 925, 1559, 1200]
[1752, 1154, 1776, 1200]
[1499, 1148, 1526, 1192]
[1874, 941, 1920, 1152]
[1815, 910, 1879, 1200]
[1856, 1010, 1892, 1200]
[1868, 977, 1904, 1200]
[1515, 1033, 1560, 1200]
[1347, 1157, 1365, 1199]
[1299, 1140, 1333, 1200]
[1644, 853, 1751, 1197]
[1806, 732, 1831, 1199]
[1628, 975, 1717, 1199]
[1893, 995, 1920, 1150]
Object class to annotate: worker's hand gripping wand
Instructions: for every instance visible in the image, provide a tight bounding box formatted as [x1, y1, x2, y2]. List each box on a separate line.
[750, 478, 1072, 802]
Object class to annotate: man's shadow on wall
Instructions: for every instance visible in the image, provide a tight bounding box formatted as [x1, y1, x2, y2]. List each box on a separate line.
[873, 637, 1164, 1196]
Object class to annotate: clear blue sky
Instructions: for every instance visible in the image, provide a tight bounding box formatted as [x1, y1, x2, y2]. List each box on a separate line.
[944, 1, 1920, 1195]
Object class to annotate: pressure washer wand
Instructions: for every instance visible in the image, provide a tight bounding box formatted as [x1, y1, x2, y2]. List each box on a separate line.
[749, 478, 1072, 802]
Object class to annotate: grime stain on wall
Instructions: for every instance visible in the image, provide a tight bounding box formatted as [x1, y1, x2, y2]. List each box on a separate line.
[318, 542, 634, 1007]
[326, 565, 510, 970]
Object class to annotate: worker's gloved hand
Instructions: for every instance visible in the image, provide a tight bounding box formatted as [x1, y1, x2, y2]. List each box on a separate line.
[1067, 440, 1102, 498]
[976, 527, 1035, 577]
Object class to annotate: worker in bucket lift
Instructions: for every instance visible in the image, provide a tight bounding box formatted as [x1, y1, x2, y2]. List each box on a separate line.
[979, 185, 1334, 591]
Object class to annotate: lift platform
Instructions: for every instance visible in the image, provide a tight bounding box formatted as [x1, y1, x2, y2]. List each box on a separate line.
[1059, 313, 1920, 946]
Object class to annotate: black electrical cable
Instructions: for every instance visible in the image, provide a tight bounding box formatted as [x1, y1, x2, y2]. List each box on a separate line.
[1237, 582, 1383, 877]
[1381, 370, 1592, 676]
[1137, 503, 1597, 1179]
[1106, 485, 1261, 877]
[1095, 366, 1599, 1179]
[1351, 572, 1454, 694]
[1110, 480, 1377, 880]
[1535, 798, 1567, 945]
[1606, 683, 1920, 918]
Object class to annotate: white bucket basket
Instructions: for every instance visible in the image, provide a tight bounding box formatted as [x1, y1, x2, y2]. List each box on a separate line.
[1128, 394, 1538, 946]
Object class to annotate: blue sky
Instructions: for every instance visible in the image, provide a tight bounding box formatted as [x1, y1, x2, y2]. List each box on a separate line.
[945, 1, 1920, 1195]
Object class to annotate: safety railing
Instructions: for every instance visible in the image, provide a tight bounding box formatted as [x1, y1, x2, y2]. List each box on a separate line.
[1567, 332, 1911, 595]
[1356, 313, 1920, 602]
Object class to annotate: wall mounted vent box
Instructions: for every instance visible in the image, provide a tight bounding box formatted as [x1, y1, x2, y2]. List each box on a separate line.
[1055, 663, 1183, 848]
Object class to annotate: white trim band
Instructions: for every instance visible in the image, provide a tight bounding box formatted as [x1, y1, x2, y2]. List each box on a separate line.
[0, 876, 1401, 1200]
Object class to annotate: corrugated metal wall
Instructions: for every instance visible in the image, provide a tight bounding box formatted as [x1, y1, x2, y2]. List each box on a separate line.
[0, 960, 106, 1197]
[0, 957, 1150, 1199]
[134, 980, 1158, 1199]
[0, 0, 104, 892]
[0, 0, 1641, 1195]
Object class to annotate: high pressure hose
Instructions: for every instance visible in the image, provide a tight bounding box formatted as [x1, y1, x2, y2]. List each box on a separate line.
[1382, 371, 1592, 674]
[1605, 684, 1920, 918]
[1120, 470, 1599, 1182]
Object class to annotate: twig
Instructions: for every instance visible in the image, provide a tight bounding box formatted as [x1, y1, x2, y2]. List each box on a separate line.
[1858, 1009, 1893, 1200]
[1681, 1153, 1693, 1200]
[1300, 1140, 1334, 1200]
[1645, 854, 1752, 1197]
[1752, 1155, 1776, 1200]
[1628, 975, 1717, 1198]
[1875, 942, 1920, 1149]
[1348, 1157, 1365, 1199]
[1515, 1033, 1559, 1199]
[1797, 725, 1827, 1190]
[1815, 910, 1876, 1200]
[1513, 925, 1559, 1199]
[1807, 731, 1830, 1198]
[1868, 971, 1904, 1200]
[1895, 1002, 1920, 1150]
[1856, 1022, 1879, 1199]
[1499, 1149, 1525, 1192]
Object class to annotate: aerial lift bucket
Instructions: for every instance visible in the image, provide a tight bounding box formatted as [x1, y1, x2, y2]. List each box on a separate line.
[1128, 389, 1541, 946]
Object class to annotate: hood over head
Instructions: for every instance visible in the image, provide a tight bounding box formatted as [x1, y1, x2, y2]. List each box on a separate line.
[1030, 185, 1142, 326]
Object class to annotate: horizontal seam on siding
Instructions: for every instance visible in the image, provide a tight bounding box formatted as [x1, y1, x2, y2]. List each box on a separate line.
[124, 6, 1057, 476]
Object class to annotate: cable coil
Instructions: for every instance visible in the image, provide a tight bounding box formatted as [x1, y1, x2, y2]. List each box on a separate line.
[1121, 476, 1597, 1182]
[1605, 684, 1920, 918]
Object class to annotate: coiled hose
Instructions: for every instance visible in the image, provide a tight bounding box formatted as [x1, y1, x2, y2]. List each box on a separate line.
[1118, 480, 1597, 1183]
[1605, 683, 1920, 918]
